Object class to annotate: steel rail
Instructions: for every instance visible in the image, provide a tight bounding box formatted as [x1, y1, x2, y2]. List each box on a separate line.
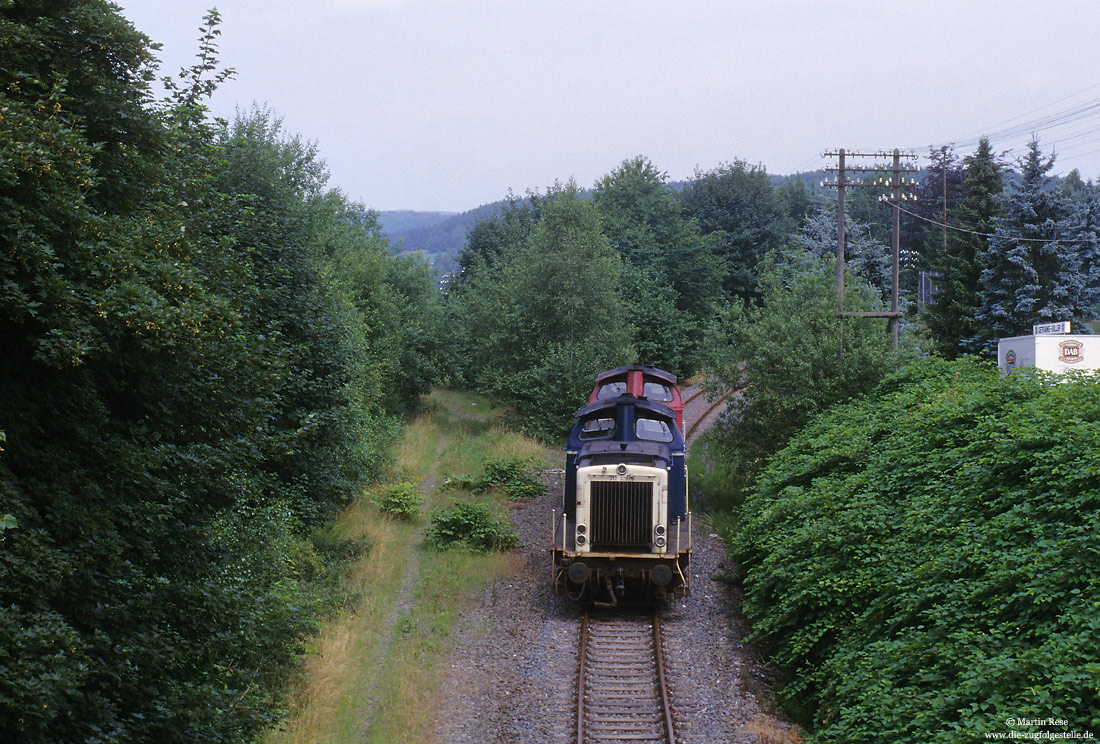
[680, 386, 707, 408]
[576, 610, 677, 744]
[577, 609, 591, 744]
[652, 613, 677, 744]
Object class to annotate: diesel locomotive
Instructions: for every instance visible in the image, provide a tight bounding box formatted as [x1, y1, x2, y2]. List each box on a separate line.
[552, 367, 691, 605]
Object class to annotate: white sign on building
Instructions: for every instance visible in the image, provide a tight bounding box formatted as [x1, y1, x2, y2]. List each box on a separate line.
[1033, 321, 1072, 335]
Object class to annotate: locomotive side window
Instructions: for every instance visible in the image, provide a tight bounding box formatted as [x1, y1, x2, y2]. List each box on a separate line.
[596, 382, 627, 400]
[579, 417, 616, 440]
[636, 417, 673, 442]
[642, 382, 674, 401]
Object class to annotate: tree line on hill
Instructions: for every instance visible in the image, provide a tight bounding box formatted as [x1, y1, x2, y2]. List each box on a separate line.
[442, 132, 1100, 441]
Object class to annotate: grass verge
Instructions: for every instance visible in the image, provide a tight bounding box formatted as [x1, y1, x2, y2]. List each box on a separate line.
[265, 389, 553, 744]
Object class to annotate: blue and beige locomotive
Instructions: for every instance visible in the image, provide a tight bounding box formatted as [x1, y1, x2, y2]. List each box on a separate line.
[552, 367, 691, 605]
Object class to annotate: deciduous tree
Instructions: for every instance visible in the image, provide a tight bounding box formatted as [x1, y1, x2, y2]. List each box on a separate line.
[592, 156, 721, 375]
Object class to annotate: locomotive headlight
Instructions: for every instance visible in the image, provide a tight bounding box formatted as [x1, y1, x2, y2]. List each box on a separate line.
[576, 534, 587, 546]
[575, 523, 587, 546]
[616, 464, 627, 475]
[654, 535, 666, 548]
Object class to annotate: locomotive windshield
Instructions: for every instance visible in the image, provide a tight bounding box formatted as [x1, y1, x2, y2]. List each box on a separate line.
[642, 382, 674, 401]
[596, 382, 627, 400]
[635, 417, 674, 443]
[578, 417, 615, 440]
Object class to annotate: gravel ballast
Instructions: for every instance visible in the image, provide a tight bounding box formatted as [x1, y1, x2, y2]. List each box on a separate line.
[430, 468, 800, 744]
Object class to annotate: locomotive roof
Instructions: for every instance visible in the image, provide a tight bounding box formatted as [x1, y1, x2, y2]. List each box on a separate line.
[592, 364, 677, 386]
[573, 393, 677, 422]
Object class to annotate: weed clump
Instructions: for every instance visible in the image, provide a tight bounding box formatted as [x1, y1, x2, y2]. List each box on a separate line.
[425, 500, 519, 552]
[441, 456, 544, 500]
[374, 481, 423, 520]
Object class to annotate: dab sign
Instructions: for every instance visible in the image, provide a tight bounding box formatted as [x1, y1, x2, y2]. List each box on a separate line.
[1059, 339, 1083, 364]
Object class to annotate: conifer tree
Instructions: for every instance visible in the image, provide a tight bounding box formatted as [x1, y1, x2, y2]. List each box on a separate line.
[1063, 179, 1100, 312]
[924, 137, 1002, 357]
[797, 203, 892, 303]
[976, 138, 1081, 349]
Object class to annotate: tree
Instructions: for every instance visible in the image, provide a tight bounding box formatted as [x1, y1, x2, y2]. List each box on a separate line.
[679, 159, 788, 302]
[0, 7, 438, 739]
[450, 192, 542, 292]
[702, 249, 898, 501]
[446, 194, 543, 385]
[797, 201, 893, 303]
[924, 137, 1003, 358]
[463, 182, 634, 438]
[976, 138, 1084, 348]
[0, 5, 314, 741]
[592, 156, 722, 375]
[779, 174, 813, 226]
[1063, 179, 1100, 313]
[913, 146, 967, 272]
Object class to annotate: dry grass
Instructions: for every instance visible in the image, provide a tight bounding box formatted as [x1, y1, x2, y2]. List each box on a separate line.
[743, 713, 805, 743]
[268, 510, 414, 744]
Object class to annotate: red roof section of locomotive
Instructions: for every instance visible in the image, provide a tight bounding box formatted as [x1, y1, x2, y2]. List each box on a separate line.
[587, 365, 684, 432]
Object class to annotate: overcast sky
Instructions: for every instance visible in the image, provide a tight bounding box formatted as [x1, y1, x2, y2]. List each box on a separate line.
[116, 0, 1100, 213]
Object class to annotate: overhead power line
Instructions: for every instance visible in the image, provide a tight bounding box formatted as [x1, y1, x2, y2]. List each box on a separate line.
[895, 203, 1092, 245]
[912, 84, 1100, 165]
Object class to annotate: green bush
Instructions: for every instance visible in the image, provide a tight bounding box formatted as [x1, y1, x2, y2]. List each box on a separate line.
[425, 500, 520, 552]
[481, 457, 544, 499]
[375, 481, 424, 520]
[440, 456, 544, 499]
[734, 357, 1100, 742]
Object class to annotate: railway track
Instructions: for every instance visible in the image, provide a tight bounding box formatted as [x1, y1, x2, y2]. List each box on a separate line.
[576, 610, 677, 744]
[681, 384, 734, 445]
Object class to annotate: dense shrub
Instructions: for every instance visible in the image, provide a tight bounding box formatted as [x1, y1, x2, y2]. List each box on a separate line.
[734, 357, 1100, 742]
[425, 500, 520, 552]
[442, 456, 544, 499]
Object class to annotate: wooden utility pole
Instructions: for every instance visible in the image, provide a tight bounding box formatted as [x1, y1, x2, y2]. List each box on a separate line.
[836, 149, 846, 315]
[822, 148, 918, 348]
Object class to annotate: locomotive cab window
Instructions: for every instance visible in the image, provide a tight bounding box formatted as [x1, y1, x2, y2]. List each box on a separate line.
[642, 382, 674, 402]
[596, 382, 627, 400]
[635, 417, 673, 442]
[579, 417, 616, 440]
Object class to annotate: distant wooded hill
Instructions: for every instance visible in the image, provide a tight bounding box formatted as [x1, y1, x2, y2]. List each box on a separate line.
[379, 170, 828, 276]
[378, 204, 503, 275]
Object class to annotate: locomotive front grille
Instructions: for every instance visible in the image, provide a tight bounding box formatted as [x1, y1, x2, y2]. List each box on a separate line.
[589, 481, 653, 549]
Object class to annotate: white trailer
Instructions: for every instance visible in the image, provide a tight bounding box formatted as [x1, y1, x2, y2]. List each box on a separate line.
[997, 330, 1100, 376]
